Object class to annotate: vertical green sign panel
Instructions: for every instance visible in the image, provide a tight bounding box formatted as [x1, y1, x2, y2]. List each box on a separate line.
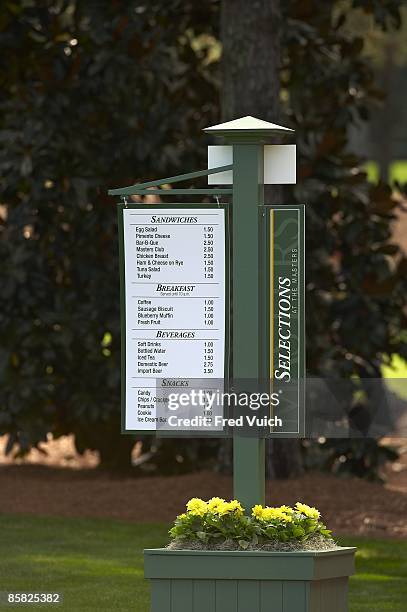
[266, 205, 305, 437]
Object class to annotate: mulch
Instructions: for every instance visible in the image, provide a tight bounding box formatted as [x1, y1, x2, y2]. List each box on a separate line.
[1, 465, 406, 539]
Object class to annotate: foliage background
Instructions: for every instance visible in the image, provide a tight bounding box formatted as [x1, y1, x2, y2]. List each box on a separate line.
[0, 0, 406, 472]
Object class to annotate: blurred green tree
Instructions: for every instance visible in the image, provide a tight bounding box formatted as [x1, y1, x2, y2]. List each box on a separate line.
[0, 0, 405, 474]
[282, 0, 406, 478]
[0, 0, 220, 467]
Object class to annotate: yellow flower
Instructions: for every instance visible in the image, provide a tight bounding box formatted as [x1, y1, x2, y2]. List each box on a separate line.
[215, 499, 244, 517]
[207, 497, 225, 512]
[228, 500, 244, 516]
[261, 507, 275, 521]
[216, 502, 231, 516]
[254, 506, 293, 522]
[252, 504, 264, 518]
[278, 512, 293, 523]
[186, 498, 208, 517]
[177, 513, 187, 520]
[295, 502, 320, 519]
[277, 505, 293, 515]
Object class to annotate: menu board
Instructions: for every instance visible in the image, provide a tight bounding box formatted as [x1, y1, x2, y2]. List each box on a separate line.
[120, 207, 226, 433]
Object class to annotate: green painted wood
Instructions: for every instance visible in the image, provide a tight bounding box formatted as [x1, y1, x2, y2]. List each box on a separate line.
[150, 579, 171, 612]
[216, 580, 238, 612]
[116, 204, 127, 436]
[336, 578, 349, 612]
[108, 164, 233, 194]
[260, 581, 283, 612]
[314, 553, 355, 580]
[311, 577, 348, 612]
[171, 579, 193, 610]
[237, 580, 260, 612]
[265, 205, 306, 438]
[144, 548, 356, 581]
[145, 549, 355, 612]
[282, 581, 306, 610]
[193, 580, 216, 612]
[233, 437, 265, 512]
[231, 143, 264, 379]
[232, 142, 265, 511]
[117, 188, 233, 196]
[148, 577, 351, 612]
[308, 580, 321, 612]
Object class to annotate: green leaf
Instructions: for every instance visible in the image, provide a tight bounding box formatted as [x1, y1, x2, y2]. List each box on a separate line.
[292, 527, 305, 538]
[320, 529, 332, 537]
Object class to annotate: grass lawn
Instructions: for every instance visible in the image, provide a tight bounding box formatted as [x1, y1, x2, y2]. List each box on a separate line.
[365, 159, 407, 183]
[382, 353, 407, 400]
[0, 514, 167, 612]
[0, 514, 406, 611]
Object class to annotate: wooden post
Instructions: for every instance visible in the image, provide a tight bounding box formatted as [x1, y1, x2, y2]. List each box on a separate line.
[204, 117, 293, 512]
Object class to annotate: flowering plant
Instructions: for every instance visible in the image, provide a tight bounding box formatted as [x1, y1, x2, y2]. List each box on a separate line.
[169, 498, 333, 550]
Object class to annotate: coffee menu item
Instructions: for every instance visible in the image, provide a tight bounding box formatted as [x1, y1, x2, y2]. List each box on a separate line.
[122, 208, 226, 431]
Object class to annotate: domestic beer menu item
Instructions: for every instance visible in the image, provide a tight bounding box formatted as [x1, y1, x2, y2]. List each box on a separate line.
[122, 207, 226, 432]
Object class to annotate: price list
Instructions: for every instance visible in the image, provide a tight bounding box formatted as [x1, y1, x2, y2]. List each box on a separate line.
[122, 207, 226, 431]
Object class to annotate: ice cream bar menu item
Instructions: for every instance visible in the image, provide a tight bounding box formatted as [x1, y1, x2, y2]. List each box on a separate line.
[122, 207, 226, 431]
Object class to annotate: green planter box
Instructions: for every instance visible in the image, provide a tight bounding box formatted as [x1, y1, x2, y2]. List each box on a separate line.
[144, 546, 356, 612]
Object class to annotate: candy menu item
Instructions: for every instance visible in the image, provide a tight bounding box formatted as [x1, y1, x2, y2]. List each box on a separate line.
[122, 208, 226, 431]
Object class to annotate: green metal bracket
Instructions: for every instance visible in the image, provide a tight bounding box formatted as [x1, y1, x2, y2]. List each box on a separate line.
[108, 164, 233, 196]
[116, 188, 232, 196]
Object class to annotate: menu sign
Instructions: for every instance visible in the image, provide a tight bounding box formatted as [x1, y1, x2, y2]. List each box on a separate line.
[120, 206, 226, 433]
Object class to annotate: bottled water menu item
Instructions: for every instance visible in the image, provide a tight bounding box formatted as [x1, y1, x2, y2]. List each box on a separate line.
[122, 207, 226, 432]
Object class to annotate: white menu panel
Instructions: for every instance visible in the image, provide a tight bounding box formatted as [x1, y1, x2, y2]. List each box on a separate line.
[123, 208, 226, 431]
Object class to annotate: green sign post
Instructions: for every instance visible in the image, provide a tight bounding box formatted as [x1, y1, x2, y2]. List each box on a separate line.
[111, 117, 302, 507]
[205, 117, 296, 512]
[205, 117, 304, 508]
[110, 116, 355, 612]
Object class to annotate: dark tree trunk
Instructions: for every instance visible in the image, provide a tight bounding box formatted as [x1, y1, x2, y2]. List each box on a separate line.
[74, 420, 135, 472]
[220, 0, 303, 478]
[266, 439, 303, 479]
[221, 0, 281, 124]
[371, 40, 395, 182]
